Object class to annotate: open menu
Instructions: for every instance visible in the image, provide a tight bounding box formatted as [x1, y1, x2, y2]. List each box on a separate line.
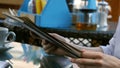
[3, 12, 82, 58]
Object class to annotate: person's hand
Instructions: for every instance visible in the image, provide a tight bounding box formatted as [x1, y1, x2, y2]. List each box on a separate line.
[41, 33, 68, 56]
[70, 50, 120, 68]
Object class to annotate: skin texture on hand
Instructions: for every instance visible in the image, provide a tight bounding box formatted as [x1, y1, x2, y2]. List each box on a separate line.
[41, 33, 103, 56]
[70, 50, 120, 68]
[41, 33, 120, 68]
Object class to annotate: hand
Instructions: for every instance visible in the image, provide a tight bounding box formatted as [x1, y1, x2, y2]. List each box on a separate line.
[41, 33, 67, 56]
[70, 50, 120, 68]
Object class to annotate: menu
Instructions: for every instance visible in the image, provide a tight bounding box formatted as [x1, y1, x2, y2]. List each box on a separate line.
[3, 12, 82, 58]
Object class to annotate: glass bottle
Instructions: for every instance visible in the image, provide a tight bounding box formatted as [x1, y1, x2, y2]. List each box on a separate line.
[97, 0, 109, 29]
[28, 0, 34, 13]
[71, 0, 81, 26]
[75, 0, 97, 30]
[36, 0, 42, 14]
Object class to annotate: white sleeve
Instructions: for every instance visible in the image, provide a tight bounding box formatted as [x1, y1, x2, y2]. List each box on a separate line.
[100, 37, 115, 56]
[100, 16, 120, 56]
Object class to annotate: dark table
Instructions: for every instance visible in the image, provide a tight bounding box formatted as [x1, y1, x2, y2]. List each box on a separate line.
[38, 22, 117, 47]
[1, 21, 116, 47]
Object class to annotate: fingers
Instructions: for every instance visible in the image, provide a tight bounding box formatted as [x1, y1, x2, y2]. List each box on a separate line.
[41, 39, 49, 46]
[44, 45, 57, 54]
[41, 39, 56, 54]
[70, 50, 104, 67]
[71, 58, 102, 66]
[81, 50, 104, 59]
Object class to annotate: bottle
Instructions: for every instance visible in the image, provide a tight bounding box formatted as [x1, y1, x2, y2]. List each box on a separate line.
[28, 0, 34, 13]
[97, 0, 109, 29]
[36, 0, 42, 14]
[71, 0, 81, 25]
[75, 0, 97, 30]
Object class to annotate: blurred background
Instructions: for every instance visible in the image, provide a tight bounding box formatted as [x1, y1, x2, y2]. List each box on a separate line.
[0, 0, 119, 22]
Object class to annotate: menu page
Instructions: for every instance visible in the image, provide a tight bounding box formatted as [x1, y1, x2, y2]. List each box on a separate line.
[3, 12, 82, 58]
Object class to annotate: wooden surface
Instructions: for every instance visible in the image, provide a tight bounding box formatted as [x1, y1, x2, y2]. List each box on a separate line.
[106, 0, 120, 22]
[0, 0, 23, 19]
[0, 0, 23, 5]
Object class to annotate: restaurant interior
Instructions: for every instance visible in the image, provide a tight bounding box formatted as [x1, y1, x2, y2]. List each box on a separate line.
[0, 0, 120, 68]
